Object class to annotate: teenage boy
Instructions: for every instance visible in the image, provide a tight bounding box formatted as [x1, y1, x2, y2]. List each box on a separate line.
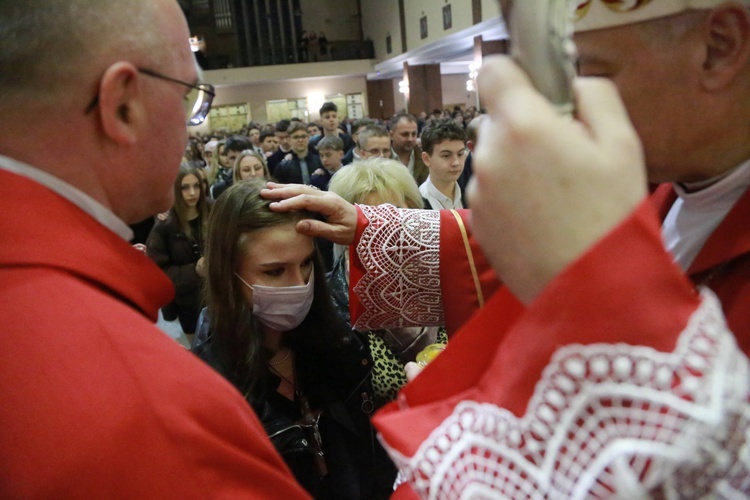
[247, 124, 263, 155]
[314, 136, 344, 189]
[259, 128, 278, 158]
[210, 135, 252, 199]
[273, 121, 326, 187]
[356, 125, 394, 160]
[418, 118, 468, 210]
[309, 102, 355, 153]
[342, 118, 374, 165]
[267, 119, 293, 173]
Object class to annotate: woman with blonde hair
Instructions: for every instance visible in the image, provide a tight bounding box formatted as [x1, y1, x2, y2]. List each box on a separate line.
[206, 139, 228, 186]
[328, 158, 445, 406]
[329, 158, 423, 210]
[233, 149, 271, 182]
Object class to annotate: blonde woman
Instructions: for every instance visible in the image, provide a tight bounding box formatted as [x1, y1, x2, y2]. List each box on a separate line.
[328, 158, 446, 406]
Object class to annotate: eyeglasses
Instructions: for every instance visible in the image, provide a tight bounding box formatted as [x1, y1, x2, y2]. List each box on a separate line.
[291, 134, 309, 140]
[85, 68, 215, 126]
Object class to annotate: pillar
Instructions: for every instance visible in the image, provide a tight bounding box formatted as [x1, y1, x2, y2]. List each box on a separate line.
[404, 62, 442, 117]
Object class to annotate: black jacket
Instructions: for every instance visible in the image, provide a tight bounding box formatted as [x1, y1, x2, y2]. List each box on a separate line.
[274, 152, 329, 189]
[192, 323, 395, 499]
[146, 209, 208, 307]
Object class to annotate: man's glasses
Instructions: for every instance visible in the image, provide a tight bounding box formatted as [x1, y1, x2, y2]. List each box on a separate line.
[291, 134, 309, 140]
[85, 68, 215, 126]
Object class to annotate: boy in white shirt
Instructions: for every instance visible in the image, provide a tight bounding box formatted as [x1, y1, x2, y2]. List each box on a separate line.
[419, 118, 468, 210]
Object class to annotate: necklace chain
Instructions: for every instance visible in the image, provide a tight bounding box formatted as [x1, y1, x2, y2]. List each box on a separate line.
[269, 349, 291, 366]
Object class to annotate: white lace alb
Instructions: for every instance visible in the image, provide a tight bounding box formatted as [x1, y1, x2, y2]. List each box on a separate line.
[383, 290, 750, 499]
[353, 205, 443, 331]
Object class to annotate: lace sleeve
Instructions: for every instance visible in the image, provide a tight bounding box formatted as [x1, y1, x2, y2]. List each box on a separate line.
[352, 205, 444, 331]
[383, 290, 750, 498]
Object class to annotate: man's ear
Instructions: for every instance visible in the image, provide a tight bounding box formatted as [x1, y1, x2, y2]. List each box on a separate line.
[701, 4, 750, 91]
[96, 62, 145, 145]
[467, 140, 476, 153]
[421, 150, 431, 167]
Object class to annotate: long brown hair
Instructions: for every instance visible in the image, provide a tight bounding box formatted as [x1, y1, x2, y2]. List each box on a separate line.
[172, 163, 209, 242]
[204, 179, 344, 396]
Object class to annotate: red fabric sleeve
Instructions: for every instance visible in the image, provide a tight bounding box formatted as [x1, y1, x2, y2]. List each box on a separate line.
[374, 199, 701, 456]
[439, 209, 502, 334]
[348, 205, 371, 326]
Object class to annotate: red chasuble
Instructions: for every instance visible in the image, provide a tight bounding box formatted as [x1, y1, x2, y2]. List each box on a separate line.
[351, 201, 750, 497]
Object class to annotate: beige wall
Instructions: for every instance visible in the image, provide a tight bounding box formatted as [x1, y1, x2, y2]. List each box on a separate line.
[392, 77, 406, 113]
[386, 74, 475, 117]
[192, 75, 369, 134]
[361, 0, 501, 63]
[441, 74, 476, 110]
[205, 59, 374, 87]
[361, 0, 403, 62]
[404, 0, 473, 52]
[481, 0, 501, 22]
[299, 0, 361, 41]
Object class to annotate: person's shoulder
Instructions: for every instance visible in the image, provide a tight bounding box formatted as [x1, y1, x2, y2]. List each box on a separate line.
[277, 157, 294, 170]
[153, 211, 179, 231]
[339, 132, 354, 146]
[1, 301, 300, 495]
[309, 153, 324, 166]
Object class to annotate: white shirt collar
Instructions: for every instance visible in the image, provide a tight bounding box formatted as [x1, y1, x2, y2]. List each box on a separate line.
[419, 177, 463, 210]
[663, 157, 750, 270]
[0, 154, 133, 241]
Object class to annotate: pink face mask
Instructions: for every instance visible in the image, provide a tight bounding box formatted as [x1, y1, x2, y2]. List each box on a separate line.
[235, 269, 315, 332]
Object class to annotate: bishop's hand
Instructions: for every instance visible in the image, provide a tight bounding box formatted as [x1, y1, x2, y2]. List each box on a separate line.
[469, 55, 647, 304]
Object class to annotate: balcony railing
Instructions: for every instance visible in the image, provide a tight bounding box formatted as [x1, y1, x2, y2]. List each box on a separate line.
[196, 39, 374, 70]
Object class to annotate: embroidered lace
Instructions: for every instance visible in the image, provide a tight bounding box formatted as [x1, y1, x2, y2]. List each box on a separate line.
[353, 205, 443, 331]
[383, 291, 750, 498]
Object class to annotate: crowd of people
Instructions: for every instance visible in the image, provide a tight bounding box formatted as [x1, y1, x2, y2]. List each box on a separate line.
[3, 0, 750, 498]
[132, 103, 473, 496]
[138, 105, 482, 332]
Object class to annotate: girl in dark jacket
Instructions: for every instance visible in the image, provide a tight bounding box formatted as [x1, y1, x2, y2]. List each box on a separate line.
[192, 179, 395, 499]
[147, 164, 211, 343]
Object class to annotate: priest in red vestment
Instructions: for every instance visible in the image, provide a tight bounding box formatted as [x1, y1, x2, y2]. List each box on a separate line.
[264, 0, 750, 496]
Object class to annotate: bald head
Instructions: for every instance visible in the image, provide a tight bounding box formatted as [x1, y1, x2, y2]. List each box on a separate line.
[0, 0, 198, 224]
[0, 0, 180, 110]
[574, 1, 750, 182]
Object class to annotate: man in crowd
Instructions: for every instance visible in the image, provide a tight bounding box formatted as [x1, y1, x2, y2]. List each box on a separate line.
[309, 101, 355, 153]
[342, 118, 375, 165]
[0, 0, 306, 497]
[357, 124, 396, 161]
[247, 123, 263, 155]
[267, 118, 294, 173]
[263, 0, 750, 496]
[274, 121, 327, 188]
[418, 118, 468, 210]
[259, 127, 278, 158]
[307, 121, 321, 138]
[456, 114, 484, 197]
[390, 113, 428, 185]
